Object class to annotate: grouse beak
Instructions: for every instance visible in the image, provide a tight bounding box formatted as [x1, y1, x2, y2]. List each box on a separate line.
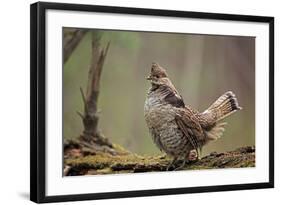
[146, 75, 152, 80]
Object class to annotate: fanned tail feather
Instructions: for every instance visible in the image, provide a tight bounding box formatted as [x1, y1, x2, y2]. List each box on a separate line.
[206, 91, 242, 122]
[205, 91, 242, 141]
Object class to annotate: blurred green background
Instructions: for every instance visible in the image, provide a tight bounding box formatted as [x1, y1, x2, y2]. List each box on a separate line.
[63, 28, 255, 156]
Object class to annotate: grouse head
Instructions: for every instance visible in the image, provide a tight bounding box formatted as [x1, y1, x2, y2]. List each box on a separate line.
[147, 62, 179, 94]
[147, 62, 169, 85]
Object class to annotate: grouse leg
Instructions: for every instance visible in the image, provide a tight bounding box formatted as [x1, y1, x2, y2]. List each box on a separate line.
[174, 159, 187, 171]
[166, 157, 178, 171]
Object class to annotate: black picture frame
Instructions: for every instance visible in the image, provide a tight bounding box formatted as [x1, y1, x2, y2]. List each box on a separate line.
[30, 1, 274, 203]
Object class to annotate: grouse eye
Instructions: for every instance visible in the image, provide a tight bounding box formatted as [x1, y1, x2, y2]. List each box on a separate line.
[155, 75, 159, 78]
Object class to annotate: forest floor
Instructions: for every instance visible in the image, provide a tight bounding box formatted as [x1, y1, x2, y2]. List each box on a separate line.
[64, 143, 255, 176]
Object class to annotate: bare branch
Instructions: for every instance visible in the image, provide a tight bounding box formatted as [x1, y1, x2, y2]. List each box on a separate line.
[63, 29, 88, 64]
[79, 87, 87, 113]
[78, 31, 112, 149]
[76, 111, 84, 120]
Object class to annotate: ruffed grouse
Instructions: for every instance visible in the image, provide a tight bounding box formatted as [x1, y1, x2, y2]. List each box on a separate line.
[144, 62, 242, 170]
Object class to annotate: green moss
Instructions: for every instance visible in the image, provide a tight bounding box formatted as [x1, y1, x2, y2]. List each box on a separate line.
[65, 146, 255, 176]
[66, 153, 169, 168]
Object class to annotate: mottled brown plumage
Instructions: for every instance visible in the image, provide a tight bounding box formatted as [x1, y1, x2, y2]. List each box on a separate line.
[144, 62, 242, 170]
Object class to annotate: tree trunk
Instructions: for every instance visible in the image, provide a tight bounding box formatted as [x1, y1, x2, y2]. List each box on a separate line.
[76, 31, 115, 155]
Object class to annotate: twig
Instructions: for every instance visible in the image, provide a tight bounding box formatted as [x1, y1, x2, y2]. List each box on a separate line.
[64, 29, 88, 63]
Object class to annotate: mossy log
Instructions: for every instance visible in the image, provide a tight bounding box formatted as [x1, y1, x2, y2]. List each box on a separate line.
[64, 144, 255, 176]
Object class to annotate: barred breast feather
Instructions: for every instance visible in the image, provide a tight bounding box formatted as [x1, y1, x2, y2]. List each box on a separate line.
[144, 84, 201, 157]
